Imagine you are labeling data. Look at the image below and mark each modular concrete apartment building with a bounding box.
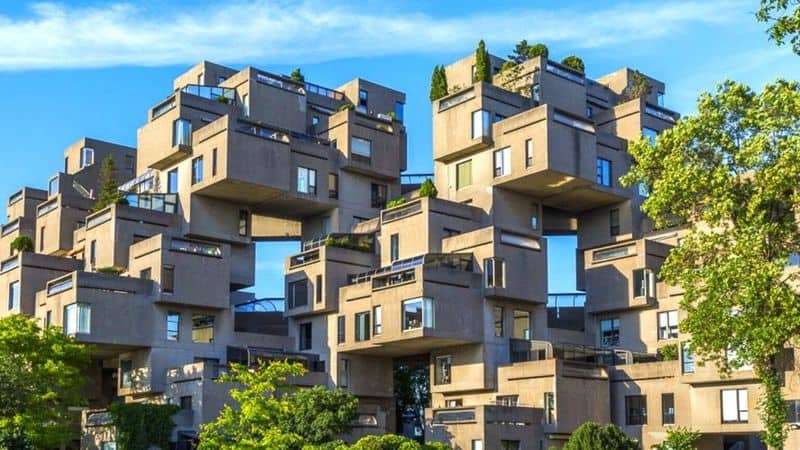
[1,50,798,450]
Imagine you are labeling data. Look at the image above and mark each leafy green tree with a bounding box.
[429,65,449,101]
[291,68,305,83]
[560,55,585,73]
[9,235,33,253]
[92,154,127,212]
[473,40,491,83]
[757,0,800,54]
[0,315,91,448]
[348,434,451,450]
[621,79,800,449]
[563,422,640,450]
[199,361,357,449]
[622,70,652,101]
[418,179,438,198]
[393,362,430,437]
[508,40,549,63]
[653,427,700,450]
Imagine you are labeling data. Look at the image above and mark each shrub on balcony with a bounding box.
[560,55,585,73]
[92,155,129,213]
[10,235,33,253]
[657,343,679,361]
[108,402,179,450]
[622,70,652,101]
[508,40,549,63]
[216,95,230,104]
[337,103,355,112]
[290,67,305,83]
[429,65,449,101]
[419,178,438,198]
[386,198,407,209]
[96,266,125,276]
[324,236,372,253]
[473,39,491,83]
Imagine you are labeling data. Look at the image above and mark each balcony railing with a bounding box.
[86,211,112,230]
[438,88,476,112]
[37,200,58,217]
[289,249,319,267]
[372,268,415,289]
[124,193,178,214]
[237,122,290,143]
[301,233,374,253]
[304,81,344,100]
[1,219,20,237]
[381,199,422,223]
[348,253,473,285]
[545,62,585,85]
[47,277,73,296]
[0,256,19,273]
[256,71,305,95]
[645,105,678,123]
[151,97,176,120]
[8,190,22,206]
[510,339,554,363]
[170,239,222,258]
[180,84,237,104]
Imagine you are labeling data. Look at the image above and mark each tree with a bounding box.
[290,68,305,83]
[561,55,585,73]
[563,422,640,450]
[652,427,700,450]
[429,65,449,101]
[0,315,91,448]
[757,1,800,55]
[473,40,491,83]
[9,235,33,253]
[198,361,358,449]
[418,178,438,198]
[620,79,800,449]
[508,40,549,63]
[622,70,652,101]
[393,362,430,437]
[92,154,127,212]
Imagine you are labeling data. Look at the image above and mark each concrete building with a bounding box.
[3,51,799,450]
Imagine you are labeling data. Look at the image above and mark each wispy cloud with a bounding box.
[0,0,749,70]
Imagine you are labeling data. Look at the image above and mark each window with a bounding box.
[167,169,178,193]
[402,297,434,330]
[513,310,532,340]
[191,156,203,184]
[64,303,91,334]
[471,110,490,140]
[328,173,339,199]
[500,441,520,450]
[373,305,382,335]
[80,147,95,168]
[211,148,218,176]
[288,279,309,308]
[682,342,695,373]
[39,226,45,252]
[525,139,533,167]
[456,160,473,189]
[311,115,320,126]
[351,137,372,162]
[531,203,540,230]
[586,106,593,118]
[173,118,192,146]
[786,399,800,423]
[338,358,350,388]
[242,93,249,116]
[371,183,387,209]
[299,322,312,350]
[8,280,19,310]
[180,396,192,411]
[44,310,52,327]
[125,155,134,171]
[634,268,656,299]
[48,176,59,197]
[531,83,541,102]
[609,209,620,236]
[162,265,175,293]
[638,182,649,197]
[297,167,317,195]
[721,389,748,423]
[337,316,346,344]
[600,318,620,347]
[435,355,452,385]
[493,306,504,337]
[484,257,505,288]
[167,312,180,341]
[471,440,483,450]
[626,395,647,425]
[355,312,371,342]
[596,158,612,186]
[358,88,368,112]
[657,92,665,106]
[544,392,555,424]
[139,268,151,280]
[662,393,675,425]
[643,127,658,145]
[239,210,250,236]
[89,240,97,268]
[120,360,133,389]
[390,234,399,261]
[446,399,463,408]
[658,310,679,340]
[493,147,511,177]
[191,314,215,343]
[315,274,323,304]
[496,395,518,406]
[395,101,404,123]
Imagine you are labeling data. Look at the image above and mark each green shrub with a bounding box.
[473,40,491,83]
[10,235,34,253]
[563,422,640,450]
[418,179,438,198]
[622,70,653,101]
[429,65,449,101]
[96,266,125,276]
[324,236,372,253]
[561,55,585,73]
[216,95,229,104]
[108,402,179,450]
[652,427,700,450]
[657,343,679,361]
[290,68,305,83]
[386,198,408,209]
[338,103,355,112]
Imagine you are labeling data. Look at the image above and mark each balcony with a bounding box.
[0,252,82,316]
[124,193,179,214]
[426,404,539,448]
[6,187,47,222]
[180,84,237,104]
[35,194,94,255]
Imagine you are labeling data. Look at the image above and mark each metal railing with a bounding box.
[400,173,434,185]
[181,84,237,104]
[301,233,374,253]
[124,193,178,214]
[304,81,344,100]
[151,97,176,120]
[347,253,473,286]
[381,199,422,223]
[289,250,319,267]
[256,72,305,95]
[237,122,290,143]
[545,62,585,85]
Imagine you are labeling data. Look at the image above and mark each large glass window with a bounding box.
[288,279,309,309]
[626,395,647,425]
[600,318,620,347]
[402,297,434,330]
[634,268,656,299]
[351,137,372,162]
[471,110,490,139]
[373,305,382,336]
[337,316,345,344]
[328,173,339,199]
[390,234,399,261]
[434,355,452,385]
[544,392,555,424]
[658,310,679,340]
[609,209,621,236]
[513,310,532,340]
[721,389,748,423]
[662,393,675,425]
[191,156,203,185]
[484,257,505,288]
[596,158,612,186]
[299,322,312,350]
[173,119,192,146]
[525,139,534,167]
[682,342,695,373]
[191,314,215,343]
[395,101,404,123]
[339,358,350,388]
[456,160,473,189]
[786,399,800,423]
[643,127,659,145]
[80,147,95,168]
[166,312,180,341]
[48,176,59,197]
[355,312,371,342]
[167,169,179,194]
[358,89,368,112]
[242,94,249,117]
[500,441,520,450]
[162,265,175,293]
[120,360,133,389]
[493,306,504,337]
[64,303,91,335]
[493,147,511,177]
[371,183,387,209]
[297,167,317,195]
[7,280,19,310]
[531,84,541,103]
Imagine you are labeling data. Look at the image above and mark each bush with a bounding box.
[107,402,179,450]
[338,103,355,112]
[561,55,585,73]
[96,266,125,276]
[622,70,653,101]
[10,235,34,253]
[216,95,230,104]
[652,427,700,450]
[291,68,305,83]
[348,435,451,450]
[657,343,679,361]
[386,198,408,209]
[324,236,372,253]
[418,179,438,198]
[563,422,640,450]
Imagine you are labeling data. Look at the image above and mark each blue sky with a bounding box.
[0,0,798,298]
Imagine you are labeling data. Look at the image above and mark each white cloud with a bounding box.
[0,0,750,70]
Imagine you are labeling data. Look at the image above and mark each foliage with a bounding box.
[9,235,33,253]
[107,402,179,450]
[393,362,430,441]
[338,103,355,112]
[324,236,372,253]
[0,315,91,448]
[347,434,450,450]
[508,40,548,63]
[418,179,438,198]
[96,266,126,276]
[657,343,679,361]
[199,361,358,450]
[563,422,640,450]
[386,198,408,209]
[757,0,800,54]
[92,155,128,212]
[560,55,585,73]
[652,427,700,450]
[386,111,398,121]
[291,68,305,83]
[620,79,800,449]
[473,40,491,83]
[216,95,230,104]
[622,70,652,101]
[0,425,34,450]
[429,65,449,101]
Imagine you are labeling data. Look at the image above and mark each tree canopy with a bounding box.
[560,55,585,73]
[473,40,491,83]
[290,68,305,83]
[622,70,653,101]
[563,422,640,450]
[757,0,800,55]
[92,154,127,212]
[652,427,700,450]
[0,315,91,448]
[507,40,549,63]
[621,79,800,449]
[429,65,448,101]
